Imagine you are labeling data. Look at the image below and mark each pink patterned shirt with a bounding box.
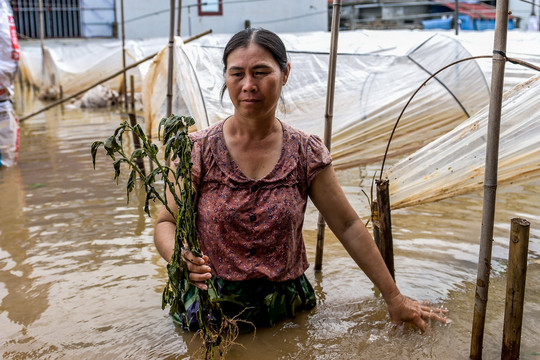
[189,120,331,282]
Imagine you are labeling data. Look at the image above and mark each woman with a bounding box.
[154,28,448,331]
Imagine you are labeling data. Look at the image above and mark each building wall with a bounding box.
[117,0,328,39]
[510,0,538,30]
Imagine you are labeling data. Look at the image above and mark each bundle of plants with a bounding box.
[91,115,239,359]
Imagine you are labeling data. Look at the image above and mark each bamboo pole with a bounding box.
[315,0,342,271]
[165,0,176,167]
[177,0,183,36]
[166,0,175,118]
[120,0,128,110]
[469,0,510,358]
[376,179,395,279]
[501,218,530,360]
[130,74,136,111]
[19,30,212,123]
[454,0,459,35]
[38,0,45,88]
[129,74,145,175]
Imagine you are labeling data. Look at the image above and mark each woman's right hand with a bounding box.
[181,248,213,290]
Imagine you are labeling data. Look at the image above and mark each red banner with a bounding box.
[8,15,19,61]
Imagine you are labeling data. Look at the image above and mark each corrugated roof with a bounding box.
[436,1,514,20]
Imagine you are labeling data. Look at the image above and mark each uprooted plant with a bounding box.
[91,114,239,359]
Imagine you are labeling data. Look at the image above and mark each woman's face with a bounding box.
[225,43,289,121]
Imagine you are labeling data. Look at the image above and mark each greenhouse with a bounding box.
[385,72,540,208]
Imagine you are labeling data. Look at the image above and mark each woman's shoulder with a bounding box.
[281,121,325,149]
[189,121,224,144]
[281,121,309,139]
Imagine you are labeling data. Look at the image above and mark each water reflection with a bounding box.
[0,97,539,359]
[0,166,51,328]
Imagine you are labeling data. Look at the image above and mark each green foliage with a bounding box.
[91,115,238,359]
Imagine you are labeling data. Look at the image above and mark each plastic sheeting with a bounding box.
[19,38,166,99]
[384,73,540,209]
[16,30,539,174]
[143,30,490,169]
[454,30,540,92]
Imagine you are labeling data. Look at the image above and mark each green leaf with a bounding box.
[144,187,159,216]
[112,158,127,180]
[164,136,178,161]
[91,141,103,169]
[158,116,169,141]
[104,136,119,160]
[132,123,147,142]
[114,121,128,137]
[130,148,144,160]
[117,127,126,145]
[127,169,136,201]
[184,116,195,128]
[145,168,160,187]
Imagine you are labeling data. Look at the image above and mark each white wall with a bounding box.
[117,0,328,39]
[510,0,539,30]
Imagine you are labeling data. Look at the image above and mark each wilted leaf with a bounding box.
[91,141,103,169]
[145,168,160,187]
[127,169,136,201]
[104,136,119,159]
[131,148,144,160]
[112,158,126,180]
[132,123,147,142]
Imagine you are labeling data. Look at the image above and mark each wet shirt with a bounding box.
[189,120,332,282]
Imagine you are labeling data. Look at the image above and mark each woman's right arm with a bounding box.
[154,206,177,263]
[153,172,212,290]
[154,169,181,263]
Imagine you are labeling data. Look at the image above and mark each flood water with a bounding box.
[1,89,539,360]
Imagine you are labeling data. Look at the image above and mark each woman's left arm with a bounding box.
[309,165,448,331]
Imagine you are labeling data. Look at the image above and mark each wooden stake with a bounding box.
[501,218,530,360]
[469,0,510,358]
[120,0,128,110]
[371,201,382,253]
[376,179,395,280]
[314,0,342,271]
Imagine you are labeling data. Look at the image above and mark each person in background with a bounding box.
[154,27,449,331]
[0,0,20,168]
[528,8,539,32]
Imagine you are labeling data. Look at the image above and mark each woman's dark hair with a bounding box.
[220,28,288,101]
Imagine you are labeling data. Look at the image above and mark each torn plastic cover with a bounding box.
[384,73,540,209]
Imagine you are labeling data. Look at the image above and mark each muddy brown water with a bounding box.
[1,91,539,359]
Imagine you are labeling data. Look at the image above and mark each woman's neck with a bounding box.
[224,114,281,141]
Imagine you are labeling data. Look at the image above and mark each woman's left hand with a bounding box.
[386,292,450,331]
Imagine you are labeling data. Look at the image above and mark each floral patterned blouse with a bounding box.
[189,120,332,282]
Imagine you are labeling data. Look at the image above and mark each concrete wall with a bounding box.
[117,0,329,39]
